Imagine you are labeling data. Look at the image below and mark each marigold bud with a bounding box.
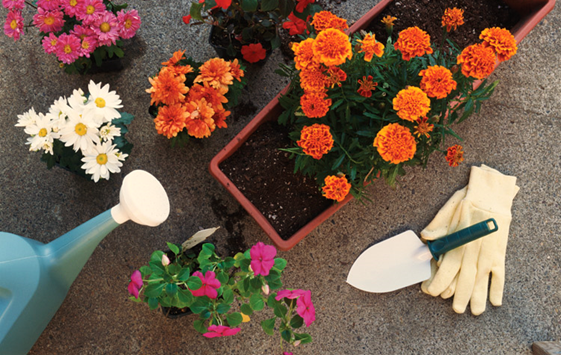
[451,64,459,74]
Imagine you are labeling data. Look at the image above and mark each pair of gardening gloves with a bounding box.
[420,165,519,316]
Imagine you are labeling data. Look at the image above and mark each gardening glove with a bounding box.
[420,165,519,315]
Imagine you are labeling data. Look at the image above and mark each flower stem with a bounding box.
[25,1,37,8]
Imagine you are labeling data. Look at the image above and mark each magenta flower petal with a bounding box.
[203,325,241,338]
[250,242,277,276]
[296,290,315,327]
[130,270,143,288]
[222,327,241,336]
[275,289,306,301]
[127,281,139,298]
[190,271,220,299]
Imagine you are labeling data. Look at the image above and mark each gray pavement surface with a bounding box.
[1,0,560,354]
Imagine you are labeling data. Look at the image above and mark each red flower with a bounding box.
[190,271,221,299]
[182,15,191,24]
[215,0,231,9]
[295,0,314,13]
[203,325,241,338]
[250,242,277,276]
[446,144,464,167]
[241,43,267,63]
[283,12,308,36]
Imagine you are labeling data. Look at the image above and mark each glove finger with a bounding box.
[452,238,482,314]
[489,262,505,306]
[421,259,438,295]
[421,187,468,242]
[426,246,464,296]
[470,271,490,316]
[440,273,458,299]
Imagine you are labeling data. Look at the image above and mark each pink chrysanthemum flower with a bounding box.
[71,23,95,39]
[56,33,81,64]
[92,11,119,46]
[36,0,61,11]
[62,0,85,17]
[42,32,59,53]
[71,24,98,57]
[117,9,140,39]
[33,7,64,33]
[2,0,25,10]
[75,0,105,24]
[4,9,23,41]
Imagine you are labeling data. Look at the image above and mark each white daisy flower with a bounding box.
[41,141,54,155]
[81,142,123,182]
[115,151,129,161]
[25,112,59,152]
[68,88,88,114]
[83,81,123,125]
[59,113,100,153]
[49,96,71,121]
[99,123,121,142]
[15,107,39,131]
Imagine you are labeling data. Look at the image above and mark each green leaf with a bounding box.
[165,283,178,297]
[331,154,345,170]
[193,319,207,333]
[261,317,276,336]
[273,258,287,271]
[114,47,124,58]
[290,315,304,328]
[187,276,202,290]
[250,293,265,311]
[241,303,253,316]
[241,0,258,12]
[147,297,159,310]
[250,277,263,290]
[282,329,292,342]
[222,288,234,304]
[216,272,229,285]
[177,289,193,307]
[267,293,281,308]
[201,243,215,256]
[190,298,210,314]
[177,267,190,282]
[294,332,313,344]
[278,0,295,18]
[139,265,152,277]
[261,0,279,11]
[227,312,243,327]
[166,242,180,255]
[144,283,165,298]
[271,35,281,51]
[190,2,204,21]
[240,258,251,272]
[216,303,231,314]
[274,304,288,318]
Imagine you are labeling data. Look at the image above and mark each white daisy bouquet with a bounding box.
[15,80,134,182]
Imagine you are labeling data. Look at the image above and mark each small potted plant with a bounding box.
[1,0,141,74]
[182,0,321,63]
[146,51,248,147]
[15,81,134,182]
[128,230,315,353]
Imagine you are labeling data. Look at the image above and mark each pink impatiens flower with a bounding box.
[203,325,241,338]
[56,33,81,64]
[127,270,143,299]
[2,0,25,10]
[92,11,120,46]
[33,7,64,33]
[76,0,105,23]
[275,289,306,301]
[296,290,315,327]
[4,9,23,41]
[283,352,294,355]
[42,32,59,53]
[250,242,276,276]
[36,0,61,11]
[190,271,221,299]
[117,9,141,39]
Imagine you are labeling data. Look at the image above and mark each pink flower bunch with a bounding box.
[1,0,141,65]
[250,241,277,276]
[127,270,143,299]
[276,289,316,327]
[203,325,241,338]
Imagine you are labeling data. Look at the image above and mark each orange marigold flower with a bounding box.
[162,50,186,66]
[419,65,457,99]
[299,64,328,92]
[442,8,464,32]
[194,58,233,94]
[301,91,332,118]
[213,106,230,129]
[322,175,351,202]
[297,123,334,160]
[457,43,496,79]
[312,28,352,67]
[154,104,189,139]
[480,27,517,62]
[292,38,317,71]
[446,144,464,167]
[311,11,348,32]
[229,59,245,82]
[146,68,189,106]
[188,82,228,110]
[392,86,431,122]
[358,33,385,62]
[184,98,216,138]
[241,43,267,63]
[325,66,347,88]
[357,75,378,98]
[394,26,434,61]
[413,116,434,138]
[381,15,396,29]
[373,123,417,164]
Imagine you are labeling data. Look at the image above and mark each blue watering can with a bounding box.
[0,170,170,355]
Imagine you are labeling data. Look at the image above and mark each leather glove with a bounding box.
[420,165,519,315]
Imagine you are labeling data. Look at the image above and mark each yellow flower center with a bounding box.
[64,44,72,54]
[86,5,95,14]
[100,22,111,33]
[10,20,17,30]
[38,128,48,137]
[70,0,77,6]
[51,39,57,46]
[44,16,54,25]
[75,123,87,136]
[95,97,106,108]
[96,153,108,165]
[125,19,132,29]
[82,41,90,49]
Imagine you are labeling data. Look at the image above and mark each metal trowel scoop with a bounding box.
[346,219,498,293]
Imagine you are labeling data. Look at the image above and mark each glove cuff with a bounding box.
[464,165,518,215]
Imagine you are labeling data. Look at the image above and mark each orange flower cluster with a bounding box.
[392,86,431,122]
[413,117,434,138]
[358,33,385,62]
[442,8,464,32]
[322,175,351,202]
[394,26,433,61]
[312,28,353,67]
[419,65,457,99]
[147,52,244,139]
[297,123,334,160]
[457,43,496,79]
[292,38,317,71]
[373,123,417,164]
[357,75,378,98]
[480,27,517,62]
[381,15,396,30]
[301,91,332,119]
[311,11,349,32]
[446,144,464,167]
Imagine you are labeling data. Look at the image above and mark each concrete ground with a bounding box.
[1,0,560,354]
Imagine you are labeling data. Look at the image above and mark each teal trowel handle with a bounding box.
[427,219,498,260]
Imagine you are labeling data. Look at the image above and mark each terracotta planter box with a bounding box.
[209,0,556,251]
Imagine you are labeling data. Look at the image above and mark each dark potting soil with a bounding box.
[220,121,332,240]
[365,0,520,50]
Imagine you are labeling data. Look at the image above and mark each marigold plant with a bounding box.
[147,51,247,146]
[276,10,514,200]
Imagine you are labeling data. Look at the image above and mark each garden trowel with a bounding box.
[0,170,170,355]
[346,219,498,293]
